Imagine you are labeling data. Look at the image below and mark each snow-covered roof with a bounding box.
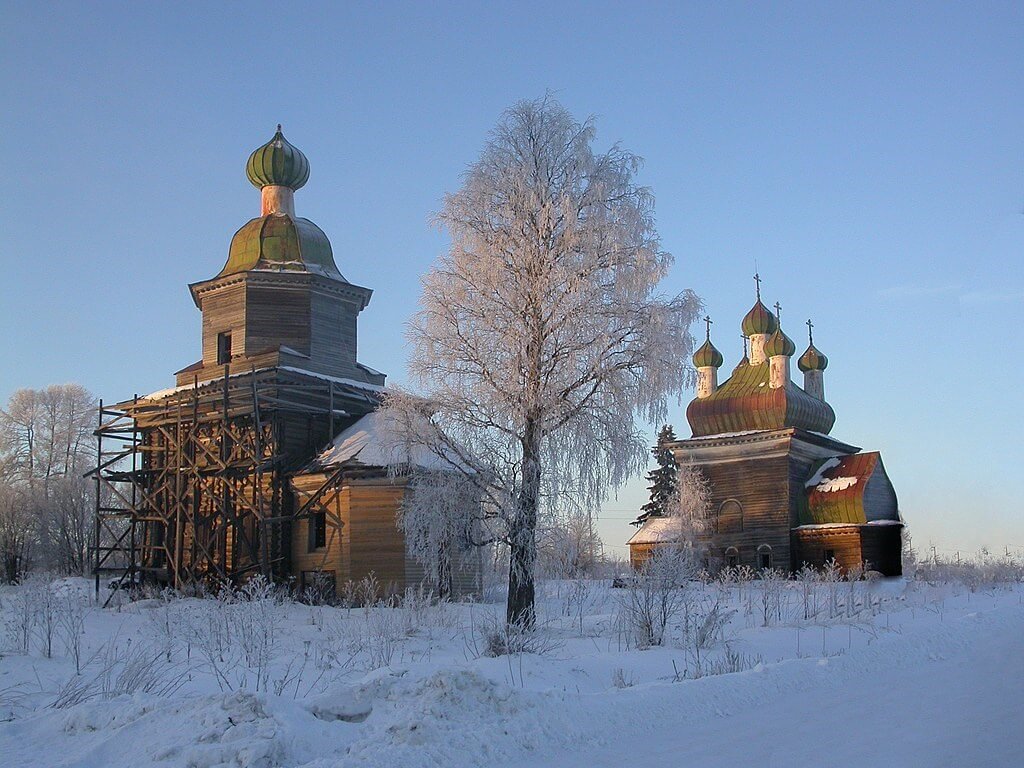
[137,364,383,403]
[800,452,900,526]
[315,411,460,472]
[626,516,686,546]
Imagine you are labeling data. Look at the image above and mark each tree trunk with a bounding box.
[507,421,541,628]
[436,542,452,600]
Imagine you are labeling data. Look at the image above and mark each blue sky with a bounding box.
[2,2,1022,558]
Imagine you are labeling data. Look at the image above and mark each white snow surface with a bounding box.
[804,456,842,488]
[626,516,686,545]
[813,476,858,493]
[317,410,459,470]
[2,575,1022,768]
[141,366,383,403]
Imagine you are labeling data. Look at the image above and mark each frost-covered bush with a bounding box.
[619,548,700,649]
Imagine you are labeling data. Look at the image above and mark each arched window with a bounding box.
[718,499,744,534]
[757,543,773,570]
[725,546,739,568]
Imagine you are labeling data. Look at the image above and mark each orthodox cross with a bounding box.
[741,333,748,358]
[704,315,713,340]
[806,318,814,345]
[753,272,762,300]
[773,301,783,324]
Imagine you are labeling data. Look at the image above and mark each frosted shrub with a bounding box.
[145,588,181,663]
[620,548,700,649]
[611,667,634,689]
[698,646,763,678]
[470,611,562,658]
[51,637,185,708]
[56,592,87,674]
[32,581,58,658]
[399,584,456,636]
[366,608,401,669]
[565,577,594,636]
[759,568,788,627]
[689,592,734,651]
[2,586,35,654]
[300,572,336,606]
[821,559,843,618]
[234,576,282,692]
[796,565,820,621]
[845,562,866,618]
[358,573,382,609]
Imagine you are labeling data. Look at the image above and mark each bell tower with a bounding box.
[180,127,384,388]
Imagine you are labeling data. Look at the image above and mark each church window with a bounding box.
[718,499,743,534]
[824,548,836,565]
[309,510,327,551]
[758,544,773,570]
[217,331,233,364]
[725,546,739,568]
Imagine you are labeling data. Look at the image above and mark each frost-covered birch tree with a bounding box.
[667,461,712,559]
[385,96,701,626]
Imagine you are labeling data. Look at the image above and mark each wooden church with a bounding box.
[628,278,903,576]
[93,128,478,599]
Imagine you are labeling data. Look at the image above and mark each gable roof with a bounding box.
[313,410,463,473]
[627,516,687,546]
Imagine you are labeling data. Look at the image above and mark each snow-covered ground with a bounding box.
[1,570,1022,767]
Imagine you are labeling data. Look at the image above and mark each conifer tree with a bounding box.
[635,424,678,525]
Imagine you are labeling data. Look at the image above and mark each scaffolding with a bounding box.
[90,366,378,601]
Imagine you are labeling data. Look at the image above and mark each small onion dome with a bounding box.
[692,339,724,368]
[246,126,310,190]
[798,344,829,372]
[741,299,778,336]
[764,326,796,357]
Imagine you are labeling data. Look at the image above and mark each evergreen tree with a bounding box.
[634,424,678,525]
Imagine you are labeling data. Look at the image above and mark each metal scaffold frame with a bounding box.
[90,366,376,602]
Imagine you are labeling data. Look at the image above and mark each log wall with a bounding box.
[700,452,793,570]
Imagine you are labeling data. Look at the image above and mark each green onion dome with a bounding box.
[246,126,310,190]
[741,299,778,336]
[798,344,829,372]
[764,326,796,357]
[693,339,724,368]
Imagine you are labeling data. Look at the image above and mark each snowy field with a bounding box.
[2,565,1023,768]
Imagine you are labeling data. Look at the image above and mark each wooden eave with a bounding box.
[187,269,373,311]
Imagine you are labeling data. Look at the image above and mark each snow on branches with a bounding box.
[382,95,702,625]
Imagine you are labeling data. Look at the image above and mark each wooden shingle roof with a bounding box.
[686,359,836,437]
[799,452,900,526]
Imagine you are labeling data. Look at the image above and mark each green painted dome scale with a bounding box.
[798,344,828,372]
[741,299,778,336]
[764,326,796,357]
[246,125,310,190]
[693,338,724,368]
[221,215,341,278]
